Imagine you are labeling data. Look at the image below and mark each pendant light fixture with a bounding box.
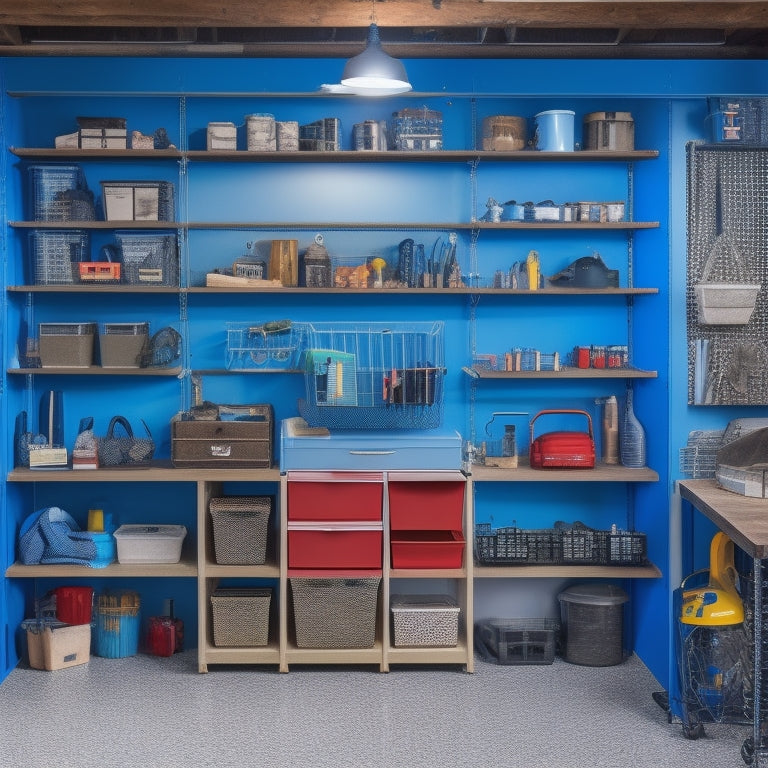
[340,3,412,97]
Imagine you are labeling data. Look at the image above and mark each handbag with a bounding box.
[98,415,155,467]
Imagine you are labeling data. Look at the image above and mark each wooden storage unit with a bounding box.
[3,87,664,681]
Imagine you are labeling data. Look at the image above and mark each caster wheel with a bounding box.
[682,722,705,740]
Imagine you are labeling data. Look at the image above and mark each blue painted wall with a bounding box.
[2,55,768,688]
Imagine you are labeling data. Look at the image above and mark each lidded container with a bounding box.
[534,110,575,152]
[583,111,635,151]
[558,583,628,666]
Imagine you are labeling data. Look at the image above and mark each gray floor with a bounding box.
[0,651,752,768]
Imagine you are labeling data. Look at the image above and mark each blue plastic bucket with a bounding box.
[534,110,576,151]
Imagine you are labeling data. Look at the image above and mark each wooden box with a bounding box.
[269,239,298,286]
[171,405,273,468]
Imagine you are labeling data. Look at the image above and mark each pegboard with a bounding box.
[686,142,768,405]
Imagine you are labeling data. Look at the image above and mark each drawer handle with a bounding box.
[349,450,396,455]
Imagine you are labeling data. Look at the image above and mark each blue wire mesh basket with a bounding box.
[298,321,445,429]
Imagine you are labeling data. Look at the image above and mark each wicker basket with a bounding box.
[391,595,459,647]
[210,588,272,647]
[209,495,272,565]
[290,576,380,648]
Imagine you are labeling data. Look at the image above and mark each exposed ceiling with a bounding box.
[2,1,768,59]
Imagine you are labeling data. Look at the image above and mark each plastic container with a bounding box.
[476,617,560,665]
[558,583,628,666]
[28,229,90,285]
[113,524,187,564]
[288,525,383,569]
[27,164,93,221]
[93,590,140,658]
[54,586,94,624]
[390,595,460,647]
[388,478,464,531]
[534,110,576,151]
[390,530,465,569]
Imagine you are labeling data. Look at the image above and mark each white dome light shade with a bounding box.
[341,23,413,96]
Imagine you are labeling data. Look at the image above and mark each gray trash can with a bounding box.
[558,583,629,666]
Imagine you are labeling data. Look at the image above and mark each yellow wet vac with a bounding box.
[680,531,744,626]
[671,531,750,741]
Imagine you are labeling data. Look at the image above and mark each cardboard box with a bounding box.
[23,620,91,670]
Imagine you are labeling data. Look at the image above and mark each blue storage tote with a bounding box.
[93,590,140,658]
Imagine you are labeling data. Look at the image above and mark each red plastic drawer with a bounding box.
[388,479,465,531]
[287,473,383,522]
[390,530,465,569]
[288,526,383,569]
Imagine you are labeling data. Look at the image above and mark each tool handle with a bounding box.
[529,409,594,442]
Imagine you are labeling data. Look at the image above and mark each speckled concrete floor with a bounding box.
[0,651,751,768]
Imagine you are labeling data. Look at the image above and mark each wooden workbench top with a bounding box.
[678,479,768,560]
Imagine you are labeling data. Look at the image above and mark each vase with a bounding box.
[620,389,646,468]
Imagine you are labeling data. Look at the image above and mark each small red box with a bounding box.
[529,409,595,469]
[287,473,382,522]
[388,478,464,531]
[288,526,383,569]
[390,530,465,569]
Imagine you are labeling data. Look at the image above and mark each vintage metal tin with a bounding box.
[583,111,635,151]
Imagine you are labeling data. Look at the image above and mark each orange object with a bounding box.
[78,262,121,282]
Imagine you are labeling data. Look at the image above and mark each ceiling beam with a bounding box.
[2,1,768,30]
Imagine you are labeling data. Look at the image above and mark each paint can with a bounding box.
[534,109,575,152]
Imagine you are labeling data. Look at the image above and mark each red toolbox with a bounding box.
[388,473,465,531]
[287,471,383,522]
[391,530,465,569]
[288,523,383,569]
[529,409,596,469]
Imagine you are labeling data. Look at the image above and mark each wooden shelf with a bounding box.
[9,220,660,231]
[470,462,659,482]
[9,366,182,376]
[386,641,471,666]
[5,553,198,578]
[11,147,660,163]
[8,285,180,293]
[7,463,282,482]
[473,562,661,578]
[464,366,658,380]
[200,642,280,670]
[389,567,466,579]
[204,561,280,579]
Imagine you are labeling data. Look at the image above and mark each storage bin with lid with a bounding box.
[113,524,187,564]
[558,583,628,666]
[583,111,635,151]
[534,110,575,152]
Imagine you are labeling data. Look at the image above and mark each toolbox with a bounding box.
[529,409,595,469]
[280,417,462,471]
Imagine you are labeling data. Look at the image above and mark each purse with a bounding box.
[98,415,155,467]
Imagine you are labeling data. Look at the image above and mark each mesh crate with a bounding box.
[560,524,608,565]
[27,164,94,222]
[28,229,90,285]
[607,530,648,565]
[39,322,96,368]
[299,321,445,429]
[115,231,179,286]
[101,180,175,221]
[290,576,380,648]
[476,618,560,665]
[225,321,306,370]
[474,525,562,565]
[679,429,724,478]
[98,322,149,368]
[209,495,272,565]
[210,588,272,647]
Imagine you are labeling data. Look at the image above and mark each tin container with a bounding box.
[481,115,527,151]
[583,111,634,151]
[276,121,299,151]
[534,110,575,152]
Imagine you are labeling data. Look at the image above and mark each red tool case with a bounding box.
[529,409,596,469]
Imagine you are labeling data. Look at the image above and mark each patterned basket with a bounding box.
[209,495,272,565]
[210,588,272,647]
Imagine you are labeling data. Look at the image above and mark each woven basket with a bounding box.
[209,495,272,565]
[210,588,272,647]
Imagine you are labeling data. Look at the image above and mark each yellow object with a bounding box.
[88,508,104,532]
[526,250,540,290]
[680,532,744,626]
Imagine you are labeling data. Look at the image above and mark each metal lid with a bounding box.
[558,583,629,606]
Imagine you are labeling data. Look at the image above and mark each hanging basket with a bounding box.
[694,232,760,325]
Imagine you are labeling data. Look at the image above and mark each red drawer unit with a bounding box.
[287,523,383,569]
[390,530,465,569]
[388,473,465,531]
[287,471,383,522]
